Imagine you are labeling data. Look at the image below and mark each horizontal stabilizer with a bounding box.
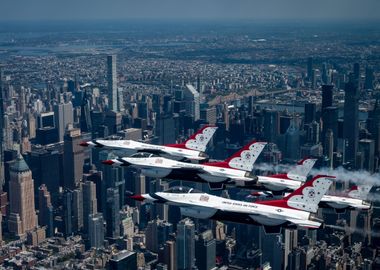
[263,225,282,234]
[208,182,225,190]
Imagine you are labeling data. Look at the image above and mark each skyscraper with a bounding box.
[284,118,300,161]
[63,128,84,189]
[83,181,98,234]
[321,84,334,112]
[155,114,176,145]
[284,229,298,270]
[80,91,92,133]
[106,187,120,240]
[263,109,279,143]
[184,84,200,121]
[107,55,118,112]
[343,75,359,165]
[54,102,74,142]
[365,66,374,90]
[72,188,83,233]
[88,213,104,249]
[164,240,176,270]
[177,218,195,270]
[8,156,37,236]
[322,106,338,151]
[62,190,73,237]
[38,184,54,237]
[195,230,216,270]
[104,111,122,135]
[307,57,313,81]
[353,62,360,86]
[0,66,4,191]
[100,150,125,210]
[367,98,380,157]
[304,103,316,124]
[146,220,159,253]
[359,139,375,173]
[0,66,5,242]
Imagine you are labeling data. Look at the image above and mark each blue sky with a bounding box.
[0,0,379,22]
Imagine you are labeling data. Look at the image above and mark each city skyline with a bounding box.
[0,5,379,269]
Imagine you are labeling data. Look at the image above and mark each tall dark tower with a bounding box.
[365,66,374,90]
[307,57,313,81]
[367,97,380,156]
[80,91,92,133]
[0,65,4,191]
[343,74,359,165]
[107,55,118,112]
[353,63,360,86]
[304,103,316,124]
[321,85,334,112]
[322,106,338,152]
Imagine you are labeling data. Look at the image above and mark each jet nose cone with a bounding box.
[102,160,115,166]
[79,141,89,147]
[129,195,145,201]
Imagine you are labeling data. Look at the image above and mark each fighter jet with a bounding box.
[252,184,372,212]
[319,185,372,212]
[255,158,318,192]
[102,141,267,190]
[130,175,334,234]
[80,125,218,161]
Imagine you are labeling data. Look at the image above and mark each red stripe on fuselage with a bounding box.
[267,173,291,180]
[202,161,231,168]
[255,199,292,209]
[164,143,188,149]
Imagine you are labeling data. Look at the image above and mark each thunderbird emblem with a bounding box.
[308,189,316,198]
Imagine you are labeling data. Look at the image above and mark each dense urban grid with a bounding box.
[0,21,379,269]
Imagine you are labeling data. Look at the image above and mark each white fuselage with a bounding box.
[91,139,205,160]
[116,157,254,183]
[321,195,371,210]
[257,176,302,191]
[143,192,321,229]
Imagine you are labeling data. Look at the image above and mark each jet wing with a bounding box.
[171,167,207,174]
[284,217,321,229]
[136,148,167,155]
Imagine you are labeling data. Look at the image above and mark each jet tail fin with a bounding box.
[222,141,267,172]
[347,185,373,200]
[168,125,218,152]
[257,175,334,213]
[286,158,317,182]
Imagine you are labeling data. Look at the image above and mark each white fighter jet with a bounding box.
[252,182,372,212]
[256,158,318,192]
[130,175,334,234]
[319,185,372,212]
[102,141,267,190]
[80,125,218,161]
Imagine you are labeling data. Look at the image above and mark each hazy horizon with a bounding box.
[0,0,379,22]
